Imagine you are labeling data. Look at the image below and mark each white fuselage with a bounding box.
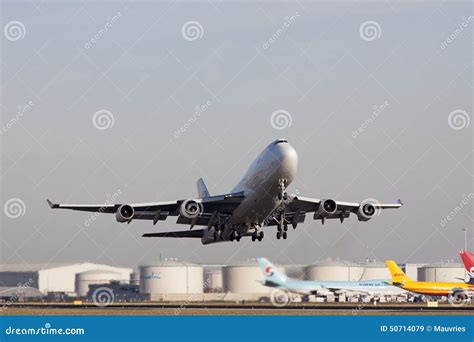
[202,140,298,244]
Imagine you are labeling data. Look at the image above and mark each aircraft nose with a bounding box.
[274,142,298,180]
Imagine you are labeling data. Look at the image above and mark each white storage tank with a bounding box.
[418,262,465,282]
[139,261,203,294]
[305,261,364,281]
[223,261,284,294]
[75,269,128,297]
[130,272,140,285]
[359,261,391,280]
[204,268,223,293]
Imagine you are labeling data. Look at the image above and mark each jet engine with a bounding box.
[115,204,134,222]
[357,202,376,221]
[316,199,337,217]
[180,199,203,219]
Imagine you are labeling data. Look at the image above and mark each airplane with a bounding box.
[47,139,402,245]
[386,260,474,302]
[257,258,406,306]
[459,250,474,284]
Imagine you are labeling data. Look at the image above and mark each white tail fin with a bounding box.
[257,258,287,285]
[197,178,210,198]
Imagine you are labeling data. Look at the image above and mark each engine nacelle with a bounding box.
[357,203,376,221]
[180,199,203,219]
[316,199,337,217]
[115,204,134,222]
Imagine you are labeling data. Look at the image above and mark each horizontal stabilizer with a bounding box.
[143,229,204,238]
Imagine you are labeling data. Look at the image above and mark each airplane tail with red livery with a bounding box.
[459,250,474,284]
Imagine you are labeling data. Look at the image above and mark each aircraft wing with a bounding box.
[282,195,402,223]
[47,191,245,226]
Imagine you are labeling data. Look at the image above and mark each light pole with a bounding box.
[462,228,468,251]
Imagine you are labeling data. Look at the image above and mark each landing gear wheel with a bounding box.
[251,235,256,242]
[230,234,234,242]
[276,231,281,239]
[283,192,288,201]
[282,231,287,239]
[258,231,264,241]
[283,224,288,231]
[278,192,283,200]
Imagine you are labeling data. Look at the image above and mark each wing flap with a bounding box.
[143,229,204,238]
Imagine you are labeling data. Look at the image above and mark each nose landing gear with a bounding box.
[277,178,288,201]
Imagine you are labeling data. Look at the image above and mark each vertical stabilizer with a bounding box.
[257,258,287,285]
[197,178,210,198]
[386,260,412,283]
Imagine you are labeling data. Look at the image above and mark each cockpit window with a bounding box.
[274,139,288,144]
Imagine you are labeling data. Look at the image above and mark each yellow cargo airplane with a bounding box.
[386,260,474,299]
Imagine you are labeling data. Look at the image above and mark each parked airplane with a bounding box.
[47,139,402,245]
[386,260,473,301]
[459,250,474,284]
[257,258,405,306]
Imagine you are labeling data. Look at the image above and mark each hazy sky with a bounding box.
[1,1,472,269]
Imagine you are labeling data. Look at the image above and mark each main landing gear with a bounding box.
[276,223,288,239]
[229,229,241,242]
[251,230,264,242]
